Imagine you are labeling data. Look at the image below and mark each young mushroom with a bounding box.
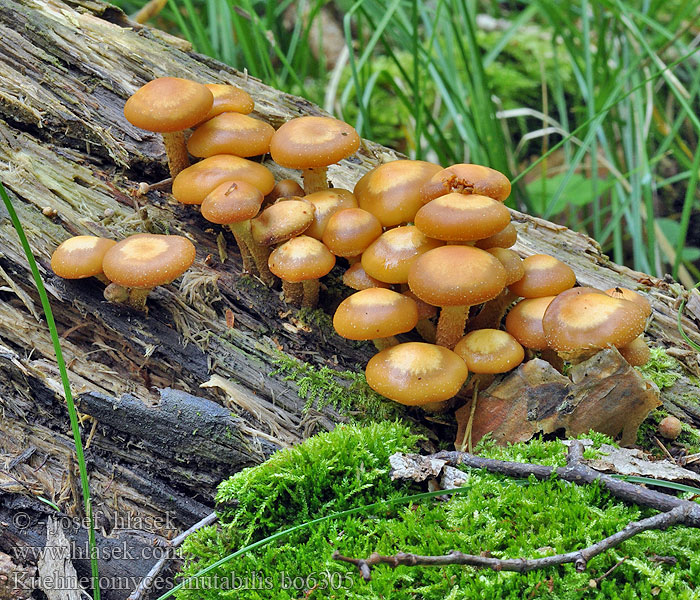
[269,116,360,194]
[200,84,254,121]
[187,113,275,158]
[333,288,419,350]
[268,235,335,307]
[322,208,383,260]
[51,236,116,284]
[342,263,391,291]
[123,77,213,177]
[251,199,315,247]
[102,233,196,310]
[420,163,511,204]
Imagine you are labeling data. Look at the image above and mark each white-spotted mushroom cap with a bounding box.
[268,235,335,283]
[605,287,652,318]
[365,342,468,406]
[102,234,196,289]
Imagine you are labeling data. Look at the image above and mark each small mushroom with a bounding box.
[365,342,468,411]
[51,235,116,284]
[303,188,358,240]
[251,199,315,247]
[420,163,511,204]
[187,112,275,158]
[269,116,360,194]
[508,254,577,299]
[322,208,382,259]
[263,179,305,208]
[474,222,518,249]
[102,233,196,310]
[342,262,391,291]
[123,77,213,177]
[618,335,651,366]
[658,416,682,440]
[268,235,335,307]
[200,84,254,121]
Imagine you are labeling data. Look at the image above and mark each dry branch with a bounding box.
[334,441,700,580]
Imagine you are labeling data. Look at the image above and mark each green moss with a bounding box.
[637,347,685,390]
[178,426,700,600]
[295,307,335,333]
[270,353,402,421]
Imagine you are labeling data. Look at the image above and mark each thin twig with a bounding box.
[127,512,217,600]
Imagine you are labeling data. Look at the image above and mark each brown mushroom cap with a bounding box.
[354,160,442,227]
[268,235,335,282]
[322,208,382,257]
[361,226,443,284]
[51,236,117,279]
[605,287,652,318]
[658,416,682,440]
[414,193,511,242]
[420,163,511,204]
[485,247,525,286]
[454,329,524,374]
[342,263,391,290]
[186,113,275,158]
[304,189,358,239]
[251,199,314,246]
[269,116,360,169]
[618,335,651,366]
[172,155,275,205]
[264,179,305,206]
[333,288,419,340]
[408,245,506,307]
[124,77,213,133]
[200,180,263,224]
[365,342,468,406]
[474,222,518,249]
[508,254,576,298]
[102,234,196,288]
[542,287,648,352]
[504,296,556,350]
[202,84,254,120]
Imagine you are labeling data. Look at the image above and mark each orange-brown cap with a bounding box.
[200,180,263,224]
[618,335,651,366]
[172,155,275,205]
[454,329,524,374]
[342,263,391,291]
[504,296,556,350]
[333,288,419,340]
[605,287,652,318]
[187,113,275,158]
[268,235,335,282]
[269,116,360,169]
[264,179,305,206]
[474,222,518,249]
[202,84,254,120]
[485,247,524,286]
[408,246,506,307]
[420,163,511,203]
[102,233,196,288]
[508,254,576,298]
[365,342,468,405]
[414,193,511,242]
[542,287,647,352]
[251,199,314,246]
[361,226,443,284]
[304,188,358,239]
[354,160,442,227]
[322,208,382,257]
[51,236,116,279]
[124,77,213,133]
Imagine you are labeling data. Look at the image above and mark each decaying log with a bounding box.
[0,0,698,595]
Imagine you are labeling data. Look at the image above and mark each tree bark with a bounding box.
[0,0,698,596]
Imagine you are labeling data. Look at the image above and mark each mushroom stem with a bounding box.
[373,336,399,351]
[302,166,328,195]
[436,305,471,349]
[103,284,152,310]
[467,289,518,332]
[461,379,480,453]
[282,280,304,306]
[127,287,153,311]
[415,319,437,343]
[229,221,275,286]
[301,279,320,308]
[161,131,190,178]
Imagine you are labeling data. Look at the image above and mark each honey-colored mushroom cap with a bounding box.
[365,342,468,406]
[102,234,196,288]
[322,208,382,257]
[268,236,335,282]
[504,296,556,350]
[408,245,506,307]
[605,287,652,318]
[202,84,254,120]
[475,222,518,249]
[342,263,391,290]
[485,247,524,286]
[508,254,576,298]
[124,77,213,133]
[187,113,275,158]
[420,163,511,203]
[414,193,511,242]
[251,199,314,246]
[454,329,524,374]
[304,189,358,239]
[354,160,442,227]
[269,116,360,169]
[172,155,275,205]
[542,287,647,352]
[333,288,419,340]
[200,180,263,224]
[51,236,116,279]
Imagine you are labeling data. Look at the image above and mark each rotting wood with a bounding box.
[0,0,698,596]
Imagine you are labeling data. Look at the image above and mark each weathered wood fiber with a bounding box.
[0,1,698,596]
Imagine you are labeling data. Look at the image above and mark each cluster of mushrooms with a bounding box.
[51,76,654,418]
